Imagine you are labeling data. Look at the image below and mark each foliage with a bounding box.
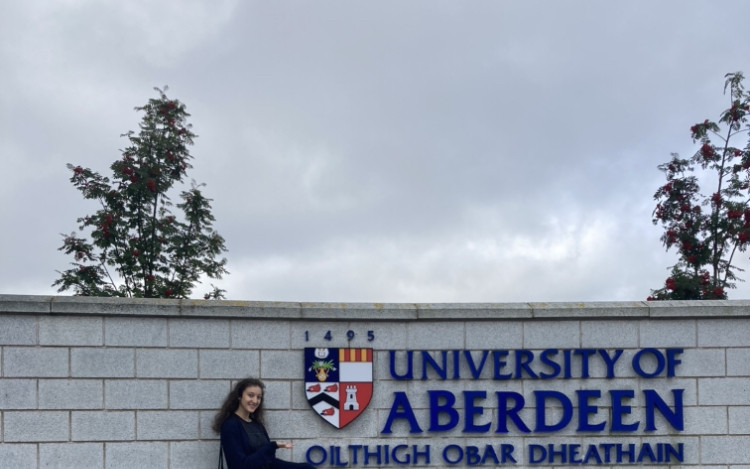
[311,360,335,371]
[649,72,750,300]
[53,88,228,299]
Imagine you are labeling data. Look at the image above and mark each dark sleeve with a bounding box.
[221,418,278,469]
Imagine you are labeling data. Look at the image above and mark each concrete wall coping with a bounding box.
[3,294,750,320]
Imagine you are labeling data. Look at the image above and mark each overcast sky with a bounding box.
[3,1,750,303]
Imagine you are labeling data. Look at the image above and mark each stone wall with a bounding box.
[1,295,749,468]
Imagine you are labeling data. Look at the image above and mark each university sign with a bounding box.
[5,296,747,468]
[305,346,686,467]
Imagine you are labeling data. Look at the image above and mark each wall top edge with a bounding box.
[3,294,750,320]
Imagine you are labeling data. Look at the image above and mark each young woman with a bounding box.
[213,378,317,469]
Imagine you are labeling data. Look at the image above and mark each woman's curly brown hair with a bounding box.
[212,377,266,433]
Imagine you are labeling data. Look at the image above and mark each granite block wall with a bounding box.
[1,295,750,468]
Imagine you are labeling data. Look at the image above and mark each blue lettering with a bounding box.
[464,350,490,379]
[501,444,516,463]
[465,446,481,465]
[644,389,684,431]
[633,348,665,378]
[442,445,463,465]
[480,445,499,465]
[348,445,362,465]
[391,445,409,465]
[599,443,615,463]
[616,443,636,463]
[528,444,545,464]
[576,389,605,431]
[331,446,347,466]
[666,348,683,377]
[665,443,683,462]
[422,350,449,379]
[637,443,657,463]
[306,445,326,466]
[515,350,538,378]
[463,390,490,432]
[610,390,639,431]
[598,349,623,378]
[363,445,381,465]
[583,444,603,464]
[547,444,567,463]
[413,445,431,464]
[539,349,561,379]
[451,350,461,379]
[534,391,572,432]
[569,444,582,464]
[495,391,530,433]
[382,392,422,433]
[389,350,413,380]
[493,350,511,379]
[574,349,596,378]
[428,390,459,431]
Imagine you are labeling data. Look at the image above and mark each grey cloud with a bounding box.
[3,0,750,301]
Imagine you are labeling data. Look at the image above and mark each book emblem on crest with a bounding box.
[304,347,373,428]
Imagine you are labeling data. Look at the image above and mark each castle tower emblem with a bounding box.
[344,385,359,411]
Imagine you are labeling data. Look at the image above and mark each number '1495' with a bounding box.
[304,330,374,342]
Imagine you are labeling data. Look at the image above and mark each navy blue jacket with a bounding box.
[221,415,278,469]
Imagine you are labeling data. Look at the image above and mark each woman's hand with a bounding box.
[277,442,293,449]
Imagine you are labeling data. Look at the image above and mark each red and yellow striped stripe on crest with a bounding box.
[339,348,373,362]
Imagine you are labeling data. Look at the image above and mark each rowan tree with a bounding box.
[649,72,750,300]
[53,88,228,299]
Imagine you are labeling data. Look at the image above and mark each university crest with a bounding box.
[304,347,373,428]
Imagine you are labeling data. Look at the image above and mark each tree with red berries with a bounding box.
[649,72,750,300]
[54,88,228,299]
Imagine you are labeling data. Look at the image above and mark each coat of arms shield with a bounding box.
[304,347,373,428]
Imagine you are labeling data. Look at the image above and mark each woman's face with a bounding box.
[238,385,263,416]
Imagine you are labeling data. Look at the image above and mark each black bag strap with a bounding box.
[217,445,224,469]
